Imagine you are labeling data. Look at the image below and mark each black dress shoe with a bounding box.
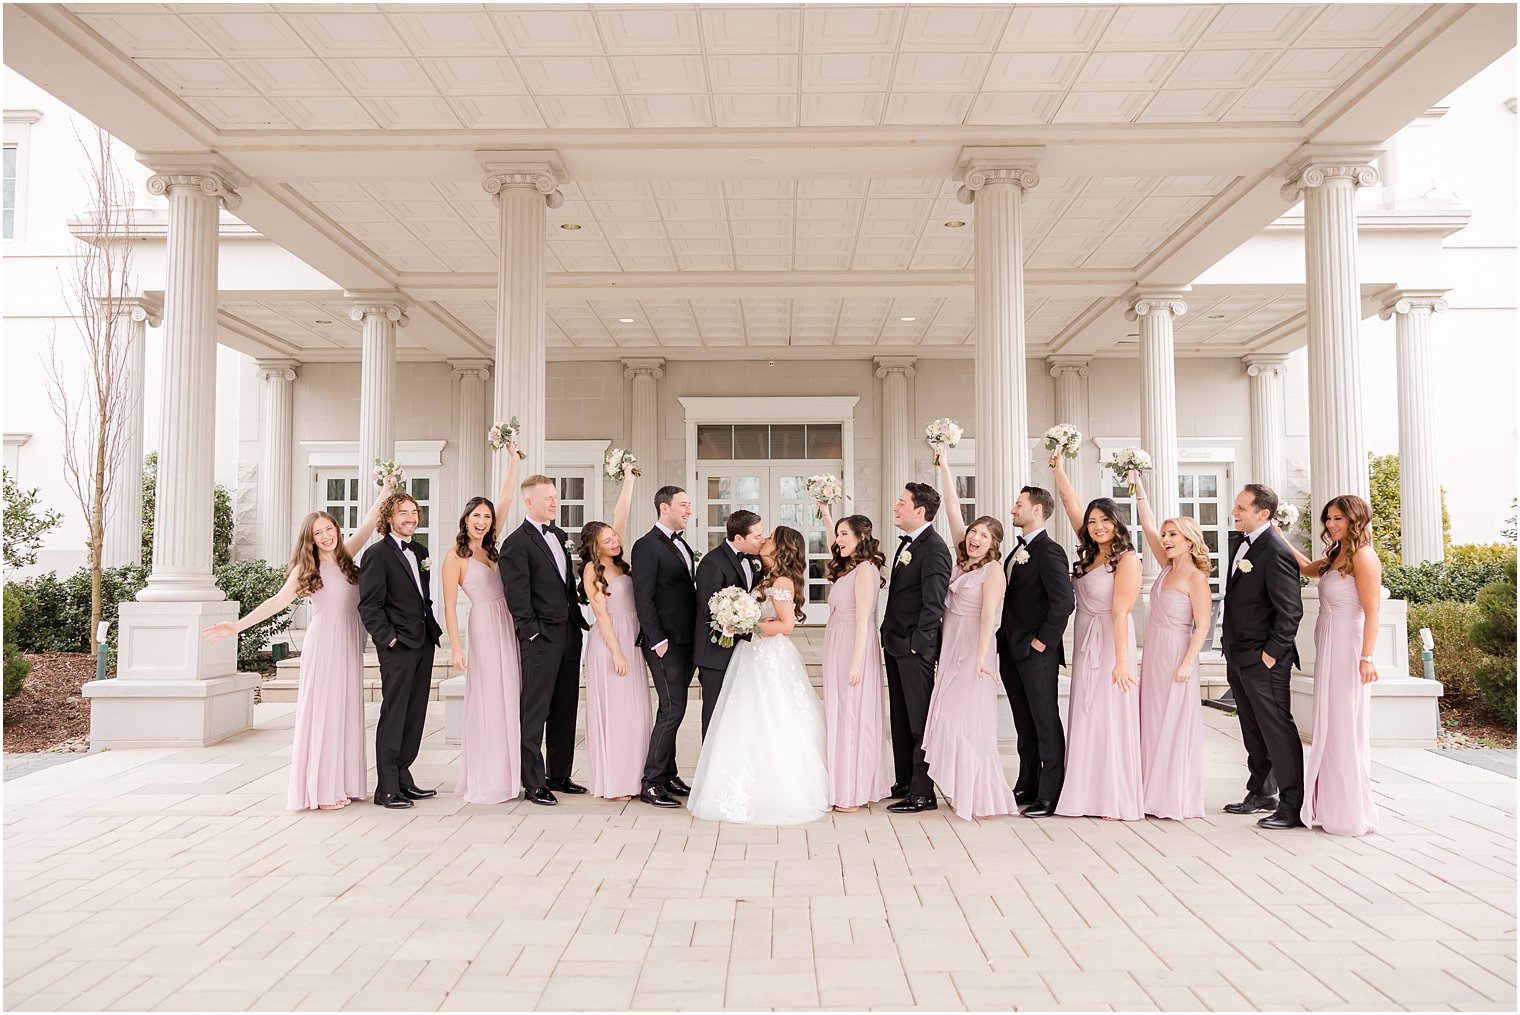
[398,785,437,800]
[889,784,909,800]
[525,787,558,806]
[640,785,680,808]
[664,776,692,797]
[373,792,413,809]
[1223,792,1279,815]
[1020,800,1056,818]
[1014,790,1037,807]
[886,794,938,813]
[1256,809,1306,830]
[546,777,587,795]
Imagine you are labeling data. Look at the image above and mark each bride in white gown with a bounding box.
[687,526,830,826]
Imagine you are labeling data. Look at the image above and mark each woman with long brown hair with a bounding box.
[1287,494,1382,836]
[204,487,389,810]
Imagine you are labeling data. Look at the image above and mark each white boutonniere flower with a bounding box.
[564,537,575,554]
[1238,559,1254,573]
[749,557,762,573]
[899,549,913,566]
[420,558,430,572]
[1012,548,1031,566]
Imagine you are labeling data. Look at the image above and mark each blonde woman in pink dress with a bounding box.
[442,444,523,804]
[817,504,891,812]
[1050,452,1144,821]
[916,448,1016,820]
[204,490,388,811]
[578,463,649,800]
[1288,494,1382,837]
[1130,471,1212,820]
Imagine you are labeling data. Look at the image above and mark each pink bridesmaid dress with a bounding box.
[584,573,652,799]
[1138,566,1204,819]
[1301,569,1379,836]
[1056,560,1143,820]
[287,561,367,811]
[822,562,891,808]
[922,565,1017,820]
[455,557,522,804]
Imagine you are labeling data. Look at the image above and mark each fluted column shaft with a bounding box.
[875,357,916,524]
[1381,291,1450,564]
[140,171,238,600]
[255,361,299,560]
[1243,355,1289,495]
[451,361,491,506]
[1128,290,1188,560]
[1285,150,1380,511]
[101,298,159,568]
[1047,357,1090,553]
[349,296,408,502]
[623,358,665,531]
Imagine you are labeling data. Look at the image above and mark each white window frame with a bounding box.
[3,432,31,478]
[680,396,858,495]
[1090,435,1241,571]
[3,109,41,243]
[301,438,447,543]
[545,439,610,534]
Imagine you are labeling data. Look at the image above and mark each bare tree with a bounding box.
[43,126,139,636]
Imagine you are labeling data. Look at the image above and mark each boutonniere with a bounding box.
[420,558,431,572]
[690,549,703,563]
[1237,559,1254,573]
[899,549,913,566]
[564,537,575,554]
[1012,548,1030,566]
[749,557,762,573]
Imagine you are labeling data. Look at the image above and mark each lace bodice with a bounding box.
[759,585,793,623]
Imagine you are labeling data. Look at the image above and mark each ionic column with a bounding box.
[483,158,563,484]
[348,294,408,504]
[1243,355,1289,495]
[451,360,492,507]
[958,148,1041,516]
[1127,288,1188,566]
[1283,148,1381,510]
[875,357,917,524]
[255,360,299,561]
[1380,290,1450,564]
[1047,356,1090,554]
[623,357,665,483]
[99,296,160,568]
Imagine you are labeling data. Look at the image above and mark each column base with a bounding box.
[82,672,260,748]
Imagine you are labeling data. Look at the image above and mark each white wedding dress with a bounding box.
[686,588,830,826]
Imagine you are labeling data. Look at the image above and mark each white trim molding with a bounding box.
[679,395,859,500]
[300,439,446,470]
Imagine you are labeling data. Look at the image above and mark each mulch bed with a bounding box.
[1439,700,1517,749]
[4,652,95,753]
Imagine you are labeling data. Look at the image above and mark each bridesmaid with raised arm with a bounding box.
[918,445,1016,820]
[442,442,523,805]
[579,462,648,801]
[1288,495,1382,837]
[1049,452,1143,820]
[1130,470,1211,820]
[204,489,388,811]
[817,503,892,812]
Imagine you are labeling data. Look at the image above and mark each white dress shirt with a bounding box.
[894,522,932,568]
[728,540,754,590]
[1006,526,1045,579]
[536,519,567,582]
[1231,520,1272,576]
[391,533,423,595]
[656,521,693,574]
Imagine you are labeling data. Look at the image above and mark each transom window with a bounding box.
[697,423,843,461]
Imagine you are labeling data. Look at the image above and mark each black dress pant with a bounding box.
[642,642,694,788]
[1226,652,1302,808]
[999,638,1064,804]
[697,664,728,739]
[374,640,434,796]
[520,624,583,789]
[884,651,935,797]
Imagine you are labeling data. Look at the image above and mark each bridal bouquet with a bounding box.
[925,417,964,465]
[1043,423,1082,459]
[708,586,762,648]
[604,448,641,480]
[488,417,527,459]
[1106,448,1153,495]
[372,459,406,490]
[804,473,845,518]
[1275,503,1299,532]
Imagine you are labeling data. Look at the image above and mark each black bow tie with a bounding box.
[399,540,413,553]
[541,523,556,536]
[672,530,687,543]
[899,534,913,545]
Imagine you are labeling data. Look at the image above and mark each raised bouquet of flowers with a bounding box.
[804,473,845,518]
[604,448,642,480]
[1274,503,1299,532]
[925,417,964,465]
[708,586,762,648]
[1106,448,1153,495]
[372,459,406,490]
[1043,423,1082,459]
[488,417,527,459]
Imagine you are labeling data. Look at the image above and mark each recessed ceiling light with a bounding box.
[314,319,333,325]
[1207,313,1226,319]
[617,318,636,324]
[559,223,582,231]
[899,316,918,322]
[944,220,966,228]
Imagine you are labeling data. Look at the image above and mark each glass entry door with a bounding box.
[1176,463,1231,593]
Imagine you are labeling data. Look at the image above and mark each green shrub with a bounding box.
[7,571,78,652]
[1385,559,1518,605]
[1447,542,1519,568]
[1470,580,1517,728]
[1369,453,1451,569]
[140,452,234,567]
[214,560,295,668]
[1407,601,1484,706]
[3,584,31,700]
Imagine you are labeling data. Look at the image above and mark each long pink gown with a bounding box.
[1138,566,1204,820]
[922,565,1017,820]
[1301,569,1379,836]
[455,557,522,804]
[584,573,652,799]
[287,561,367,811]
[1056,559,1143,820]
[822,562,891,808]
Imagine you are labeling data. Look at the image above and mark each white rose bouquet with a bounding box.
[708,586,762,648]
[925,417,964,465]
[372,459,406,490]
[488,417,527,459]
[1106,448,1153,495]
[1274,503,1299,532]
[1043,423,1082,459]
[805,473,845,519]
[604,448,641,480]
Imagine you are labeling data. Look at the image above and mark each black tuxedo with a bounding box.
[501,517,589,790]
[880,525,952,796]
[631,525,698,788]
[1222,525,1306,809]
[693,541,759,736]
[358,534,443,797]
[997,529,1075,803]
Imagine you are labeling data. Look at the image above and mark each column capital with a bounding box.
[1242,353,1289,378]
[873,356,917,380]
[449,358,493,383]
[1046,355,1090,379]
[954,146,1042,205]
[345,291,410,327]
[92,294,162,327]
[622,357,666,381]
[481,152,566,209]
[254,358,300,383]
[1124,286,1190,321]
[142,154,243,211]
[1378,288,1451,319]
[1279,145,1383,200]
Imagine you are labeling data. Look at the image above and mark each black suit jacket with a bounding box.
[358,535,443,650]
[999,530,1074,666]
[693,541,759,671]
[500,518,589,642]
[1221,526,1303,668]
[880,526,952,661]
[631,526,697,650]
